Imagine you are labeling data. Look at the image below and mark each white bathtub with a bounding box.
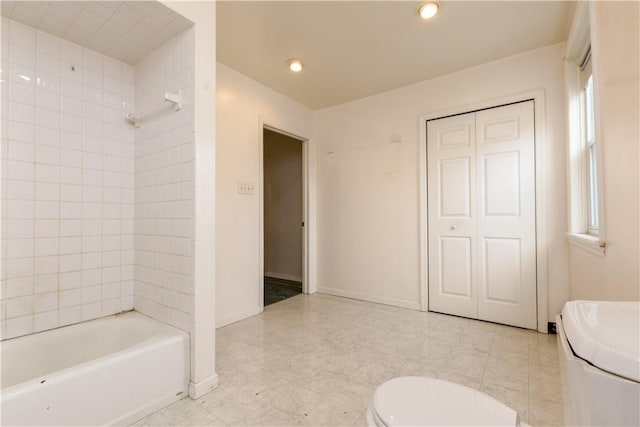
[1,311,189,426]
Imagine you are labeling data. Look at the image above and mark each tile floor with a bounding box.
[132,294,563,426]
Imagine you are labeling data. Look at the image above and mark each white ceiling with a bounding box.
[1,1,192,64]
[217,1,575,110]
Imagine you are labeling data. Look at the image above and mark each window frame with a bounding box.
[565,1,606,256]
[581,66,600,236]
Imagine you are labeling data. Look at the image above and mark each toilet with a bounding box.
[557,300,640,426]
[367,376,523,426]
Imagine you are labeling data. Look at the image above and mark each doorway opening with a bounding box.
[262,127,305,306]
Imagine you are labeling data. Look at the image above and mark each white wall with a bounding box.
[264,129,303,282]
[163,1,217,399]
[1,19,135,339]
[315,44,570,322]
[216,62,314,328]
[133,28,195,334]
[568,2,639,301]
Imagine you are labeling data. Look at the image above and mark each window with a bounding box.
[565,0,605,255]
[580,60,599,235]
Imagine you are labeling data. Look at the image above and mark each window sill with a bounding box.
[567,233,606,257]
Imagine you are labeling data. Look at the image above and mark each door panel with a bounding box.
[427,100,537,329]
[482,151,520,217]
[439,126,472,150]
[440,237,472,298]
[476,101,536,329]
[482,237,521,303]
[439,158,471,217]
[481,116,520,143]
[427,112,477,318]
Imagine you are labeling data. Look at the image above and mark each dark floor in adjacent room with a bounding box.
[264,276,302,306]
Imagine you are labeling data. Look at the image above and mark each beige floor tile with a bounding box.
[304,398,364,427]
[328,380,376,411]
[480,355,529,393]
[460,318,498,335]
[491,335,530,361]
[529,332,558,350]
[529,364,562,402]
[200,397,267,426]
[425,323,466,344]
[529,397,564,426]
[458,329,495,354]
[399,356,443,377]
[134,293,563,427]
[480,382,529,424]
[528,341,559,368]
[180,410,229,426]
[243,404,310,426]
[441,349,489,383]
[495,324,536,339]
[418,336,455,359]
[254,383,323,416]
[437,370,482,390]
[133,397,208,427]
[302,371,352,395]
[348,358,402,389]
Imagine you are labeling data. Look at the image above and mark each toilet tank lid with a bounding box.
[372,376,517,426]
[562,300,640,382]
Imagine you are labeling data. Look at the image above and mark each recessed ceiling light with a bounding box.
[418,2,439,20]
[287,59,303,72]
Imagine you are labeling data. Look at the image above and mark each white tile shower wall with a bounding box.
[0,19,135,340]
[133,28,195,334]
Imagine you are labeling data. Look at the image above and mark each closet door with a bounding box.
[476,101,536,329]
[427,100,537,329]
[427,112,477,319]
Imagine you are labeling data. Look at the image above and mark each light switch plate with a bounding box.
[238,182,255,195]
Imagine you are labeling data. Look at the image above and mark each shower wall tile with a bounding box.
[133,28,194,334]
[1,18,135,340]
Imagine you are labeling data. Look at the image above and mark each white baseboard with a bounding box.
[216,306,262,329]
[264,272,302,282]
[317,286,421,311]
[189,373,219,399]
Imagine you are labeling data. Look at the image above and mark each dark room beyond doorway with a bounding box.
[263,128,303,306]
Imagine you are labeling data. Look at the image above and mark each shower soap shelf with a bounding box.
[126,90,183,128]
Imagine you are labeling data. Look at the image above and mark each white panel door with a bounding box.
[476,101,536,329]
[427,100,536,329]
[427,112,477,319]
